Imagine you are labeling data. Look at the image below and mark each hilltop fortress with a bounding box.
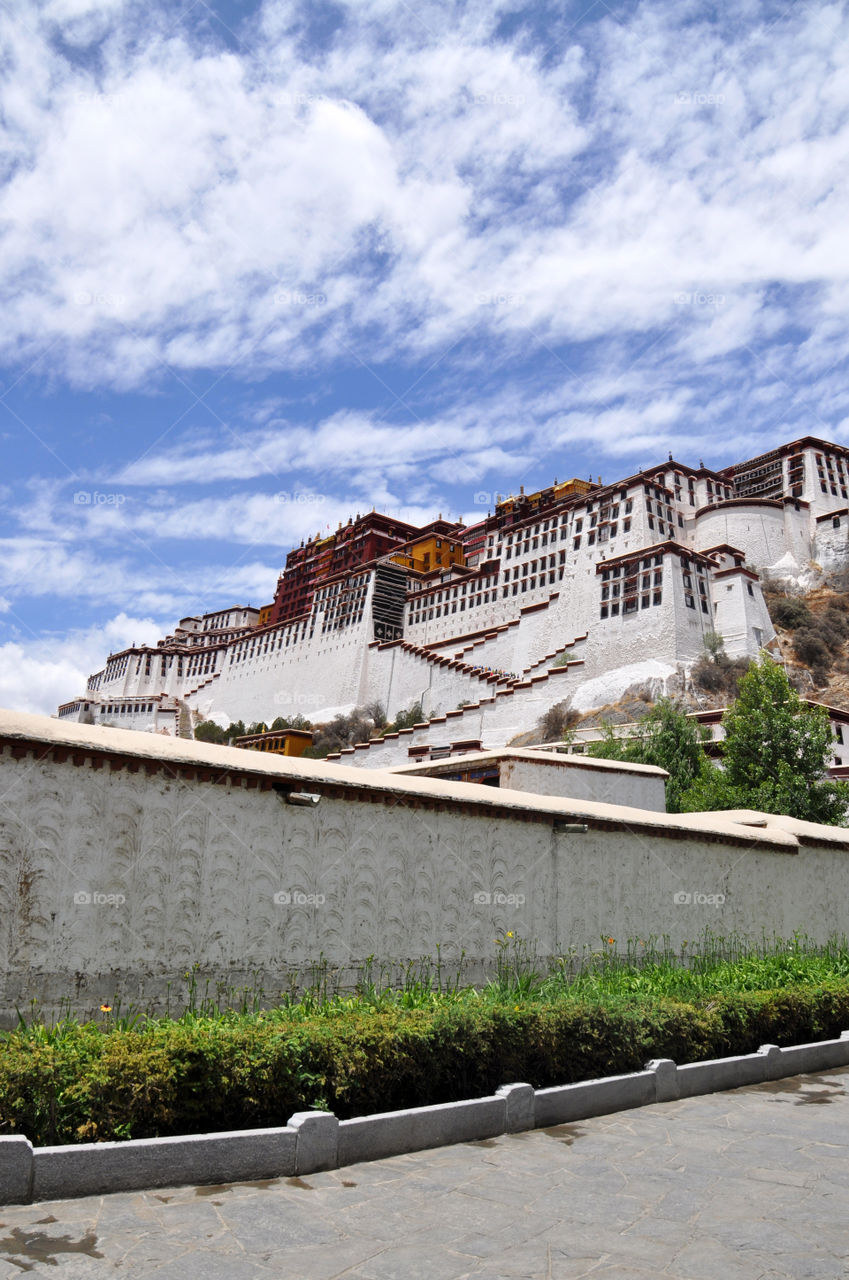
[57,438,849,760]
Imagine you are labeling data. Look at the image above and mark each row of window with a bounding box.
[100,702,156,715]
[600,592,662,617]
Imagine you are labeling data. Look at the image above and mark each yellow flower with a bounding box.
[506,931,514,939]
[514,1005,520,1011]
[100,1004,112,1013]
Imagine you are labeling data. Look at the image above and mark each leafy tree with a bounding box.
[193,718,246,745]
[386,701,424,733]
[586,698,710,813]
[679,656,849,824]
[691,631,750,697]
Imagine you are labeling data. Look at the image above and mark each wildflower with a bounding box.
[607,937,615,945]
[100,1004,112,1013]
[514,1005,520,1011]
[506,931,514,939]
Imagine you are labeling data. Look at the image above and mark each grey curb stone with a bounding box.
[289,1111,339,1174]
[647,1058,680,1102]
[4,1032,849,1204]
[535,1070,656,1127]
[31,1127,298,1201]
[0,1136,33,1204]
[759,1043,784,1080]
[497,1082,536,1132]
[338,1095,505,1166]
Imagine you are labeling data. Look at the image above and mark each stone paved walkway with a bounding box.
[1,1070,848,1279]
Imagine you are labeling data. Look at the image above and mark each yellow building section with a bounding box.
[391,534,465,574]
[497,478,594,513]
[257,605,273,626]
[234,728,313,757]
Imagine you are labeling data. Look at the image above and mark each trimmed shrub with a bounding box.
[3,983,849,1146]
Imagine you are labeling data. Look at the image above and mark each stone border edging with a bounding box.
[2,1031,848,1204]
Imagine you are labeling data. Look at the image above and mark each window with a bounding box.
[834,516,841,528]
[747,581,754,597]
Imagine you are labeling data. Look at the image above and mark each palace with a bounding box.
[56,437,849,762]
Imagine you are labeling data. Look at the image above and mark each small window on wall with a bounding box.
[753,627,763,647]
[747,581,754,596]
[834,516,841,528]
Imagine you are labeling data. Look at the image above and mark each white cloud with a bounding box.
[0,611,163,716]
[0,0,847,392]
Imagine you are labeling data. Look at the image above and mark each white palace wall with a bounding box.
[2,711,849,1025]
[693,502,811,572]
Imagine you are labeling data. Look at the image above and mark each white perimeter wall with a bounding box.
[2,711,849,1024]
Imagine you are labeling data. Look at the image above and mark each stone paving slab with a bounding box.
[0,1070,848,1278]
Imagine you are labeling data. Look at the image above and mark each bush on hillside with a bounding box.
[537,701,579,741]
[766,595,813,630]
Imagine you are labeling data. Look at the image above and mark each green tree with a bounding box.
[586,698,710,813]
[680,656,849,824]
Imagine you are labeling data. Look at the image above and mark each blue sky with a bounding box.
[2,0,849,713]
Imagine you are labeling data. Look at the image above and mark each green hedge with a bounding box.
[3,984,849,1145]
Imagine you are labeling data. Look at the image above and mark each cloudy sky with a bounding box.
[2,0,848,713]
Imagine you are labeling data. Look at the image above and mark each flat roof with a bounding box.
[390,747,668,780]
